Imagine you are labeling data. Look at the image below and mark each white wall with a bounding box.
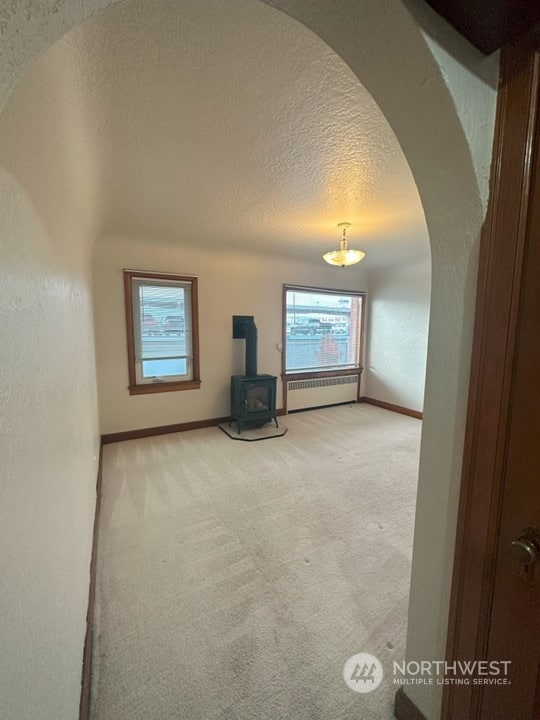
[94,235,369,434]
[366,259,431,412]
[0,40,100,720]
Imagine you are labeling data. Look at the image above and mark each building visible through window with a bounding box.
[284,286,364,374]
[124,271,200,394]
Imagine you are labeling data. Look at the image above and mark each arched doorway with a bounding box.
[0,2,498,718]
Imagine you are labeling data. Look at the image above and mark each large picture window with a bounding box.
[283,285,364,375]
[124,271,200,394]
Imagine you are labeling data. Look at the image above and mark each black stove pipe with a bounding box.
[233,315,258,377]
[244,320,258,377]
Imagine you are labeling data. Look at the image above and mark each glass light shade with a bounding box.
[323,239,365,267]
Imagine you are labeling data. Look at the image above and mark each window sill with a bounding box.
[282,368,362,381]
[128,380,201,395]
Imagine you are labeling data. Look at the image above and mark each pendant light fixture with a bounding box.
[323,222,365,267]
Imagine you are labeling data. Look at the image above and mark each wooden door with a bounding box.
[444,47,540,720]
[480,68,540,719]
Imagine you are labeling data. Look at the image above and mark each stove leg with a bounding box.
[273,415,279,428]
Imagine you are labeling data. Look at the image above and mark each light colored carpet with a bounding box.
[91,404,421,720]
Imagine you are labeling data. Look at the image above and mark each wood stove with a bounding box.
[229,316,278,434]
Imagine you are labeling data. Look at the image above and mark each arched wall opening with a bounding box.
[0,2,498,719]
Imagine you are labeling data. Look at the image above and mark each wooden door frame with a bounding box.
[442,44,540,719]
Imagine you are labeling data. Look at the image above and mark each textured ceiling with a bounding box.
[14,0,430,266]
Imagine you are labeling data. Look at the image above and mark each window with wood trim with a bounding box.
[283,285,365,375]
[124,271,200,395]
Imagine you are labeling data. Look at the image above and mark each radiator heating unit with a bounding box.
[287,374,359,411]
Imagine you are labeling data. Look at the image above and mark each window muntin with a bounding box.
[284,287,363,374]
[124,271,200,394]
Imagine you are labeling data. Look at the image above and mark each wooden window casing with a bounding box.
[124,270,200,395]
[282,284,366,380]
